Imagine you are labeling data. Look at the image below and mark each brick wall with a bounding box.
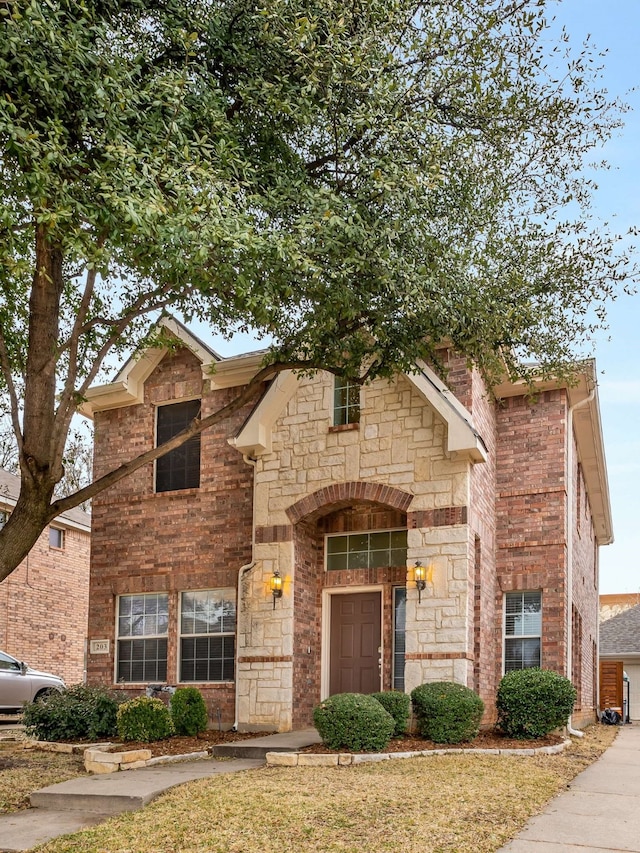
[495,390,568,677]
[570,449,599,725]
[87,347,261,725]
[0,523,90,685]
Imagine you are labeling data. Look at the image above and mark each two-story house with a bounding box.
[82,317,611,731]
[1,468,91,685]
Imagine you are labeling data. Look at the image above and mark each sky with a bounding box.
[194,1,640,595]
[548,0,640,594]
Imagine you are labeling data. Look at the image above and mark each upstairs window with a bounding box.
[156,400,201,493]
[504,591,542,672]
[49,526,64,549]
[333,376,360,426]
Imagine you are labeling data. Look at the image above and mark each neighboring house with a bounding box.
[599,605,640,721]
[82,317,612,731]
[0,468,91,685]
[599,593,640,623]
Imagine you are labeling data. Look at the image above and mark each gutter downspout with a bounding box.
[232,452,258,731]
[566,388,595,738]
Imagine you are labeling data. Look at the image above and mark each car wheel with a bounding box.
[34,688,58,703]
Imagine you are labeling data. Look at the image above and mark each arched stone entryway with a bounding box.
[287,483,413,727]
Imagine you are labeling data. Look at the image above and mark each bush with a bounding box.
[371,691,410,737]
[411,681,484,744]
[496,668,576,739]
[117,696,174,742]
[313,693,395,752]
[170,687,208,736]
[22,684,124,742]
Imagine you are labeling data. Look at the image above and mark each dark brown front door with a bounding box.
[330,592,381,695]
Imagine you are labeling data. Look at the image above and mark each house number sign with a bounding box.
[90,639,110,654]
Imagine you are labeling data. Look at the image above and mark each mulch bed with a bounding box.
[300,730,564,755]
[107,730,273,758]
[108,728,563,759]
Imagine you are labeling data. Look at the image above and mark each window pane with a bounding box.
[393,588,407,691]
[348,550,368,569]
[156,400,201,492]
[348,534,369,553]
[390,530,408,549]
[326,536,348,555]
[390,548,407,567]
[370,549,390,568]
[327,553,348,571]
[370,532,390,550]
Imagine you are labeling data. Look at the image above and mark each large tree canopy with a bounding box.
[0,0,634,579]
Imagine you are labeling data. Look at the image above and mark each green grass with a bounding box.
[32,725,616,853]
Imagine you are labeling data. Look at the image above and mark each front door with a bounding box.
[330,592,381,695]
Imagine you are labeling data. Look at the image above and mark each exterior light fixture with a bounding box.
[414,560,433,603]
[270,570,283,609]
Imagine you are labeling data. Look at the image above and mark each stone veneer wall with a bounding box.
[244,370,477,729]
[87,347,260,726]
[0,523,90,685]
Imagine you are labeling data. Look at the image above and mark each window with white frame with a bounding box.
[49,526,64,549]
[180,589,236,682]
[326,530,407,571]
[333,376,360,426]
[504,591,542,672]
[393,587,406,691]
[117,593,168,682]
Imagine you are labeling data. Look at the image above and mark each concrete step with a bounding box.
[213,729,321,759]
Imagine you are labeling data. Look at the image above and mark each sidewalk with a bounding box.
[498,724,640,852]
[0,729,319,853]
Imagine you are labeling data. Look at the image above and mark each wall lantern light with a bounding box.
[414,560,433,603]
[270,570,283,609]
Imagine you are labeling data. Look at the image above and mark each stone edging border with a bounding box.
[265,739,571,767]
[26,740,210,774]
[25,737,570,774]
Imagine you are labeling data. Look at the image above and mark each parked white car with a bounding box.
[0,649,65,711]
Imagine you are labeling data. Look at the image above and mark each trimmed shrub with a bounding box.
[371,691,410,737]
[497,668,577,739]
[117,696,174,742]
[313,693,395,752]
[170,687,208,736]
[411,681,484,744]
[22,684,124,742]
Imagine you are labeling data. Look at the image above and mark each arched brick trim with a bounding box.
[286,481,413,524]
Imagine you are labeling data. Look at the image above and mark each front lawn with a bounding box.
[35,725,616,853]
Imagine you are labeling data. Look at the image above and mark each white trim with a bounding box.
[177,587,237,684]
[503,590,543,674]
[115,592,169,684]
[320,585,384,700]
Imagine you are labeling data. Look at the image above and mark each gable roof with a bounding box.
[230,363,488,462]
[80,316,221,414]
[0,468,91,533]
[600,605,640,657]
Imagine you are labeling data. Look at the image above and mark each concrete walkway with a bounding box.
[0,729,320,852]
[498,724,640,852]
